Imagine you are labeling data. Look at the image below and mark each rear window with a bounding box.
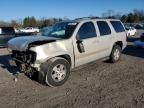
[1,27,15,34]
[111,21,125,33]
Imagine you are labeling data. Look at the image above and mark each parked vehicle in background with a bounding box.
[135,24,144,29]
[8,18,127,87]
[125,23,135,28]
[0,27,15,47]
[0,27,38,47]
[20,27,39,33]
[14,28,20,33]
[140,33,144,42]
[135,33,144,48]
[125,26,137,36]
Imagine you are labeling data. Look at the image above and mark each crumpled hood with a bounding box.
[8,36,58,51]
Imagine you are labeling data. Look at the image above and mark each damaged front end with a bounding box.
[11,50,37,77]
[8,36,58,76]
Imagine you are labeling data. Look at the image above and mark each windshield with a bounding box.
[43,22,78,39]
[41,26,53,36]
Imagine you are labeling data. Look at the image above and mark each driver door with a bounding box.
[73,21,101,67]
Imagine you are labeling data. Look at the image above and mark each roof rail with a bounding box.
[75,17,118,20]
[75,17,99,20]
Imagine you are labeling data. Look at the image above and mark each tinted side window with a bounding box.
[97,21,111,36]
[78,22,96,39]
[111,21,125,32]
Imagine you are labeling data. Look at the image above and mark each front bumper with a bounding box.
[9,55,41,73]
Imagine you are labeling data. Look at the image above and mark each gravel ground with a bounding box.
[0,30,144,108]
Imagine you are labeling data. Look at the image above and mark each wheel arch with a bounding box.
[114,41,123,49]
[109,41,123,56]
[39,54,72,85]
[56,54,72,66]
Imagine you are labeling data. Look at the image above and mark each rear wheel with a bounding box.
[109,45,122,63]
[39,57,70,87]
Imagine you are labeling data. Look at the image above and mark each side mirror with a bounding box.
[76,34,85,53]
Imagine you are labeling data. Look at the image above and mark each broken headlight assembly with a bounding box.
[12,50,37,64]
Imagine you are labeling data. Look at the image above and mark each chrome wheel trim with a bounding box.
[51,64,66,82]
[113,49,120,61]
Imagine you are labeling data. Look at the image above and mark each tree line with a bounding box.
[121,9,144,23]
[102,9,144,23]
[0,17,64,29]
[0,9,144,29]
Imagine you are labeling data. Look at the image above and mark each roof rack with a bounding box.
[75,17,99,20]
[75,17,118,20]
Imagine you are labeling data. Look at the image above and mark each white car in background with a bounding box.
[14,28,19,33]
[20,27,39,33]
[125,27,137,36]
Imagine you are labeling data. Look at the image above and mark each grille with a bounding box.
[12,50,36,64]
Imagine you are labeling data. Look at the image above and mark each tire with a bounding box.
[109,45,122,63]
[39,57,70,87]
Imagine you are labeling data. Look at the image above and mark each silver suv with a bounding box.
[8,18,127,87]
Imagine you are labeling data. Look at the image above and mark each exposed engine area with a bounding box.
[12,50,36,65]
[11,50,37,77]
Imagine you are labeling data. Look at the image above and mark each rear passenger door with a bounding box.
[96,21,112,57]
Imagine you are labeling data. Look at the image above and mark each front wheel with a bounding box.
[39,57,70,87]
[109,45,122,63]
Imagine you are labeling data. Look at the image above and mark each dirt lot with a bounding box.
[0,30,144,108]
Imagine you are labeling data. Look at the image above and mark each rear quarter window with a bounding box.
[110,21,125,33]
